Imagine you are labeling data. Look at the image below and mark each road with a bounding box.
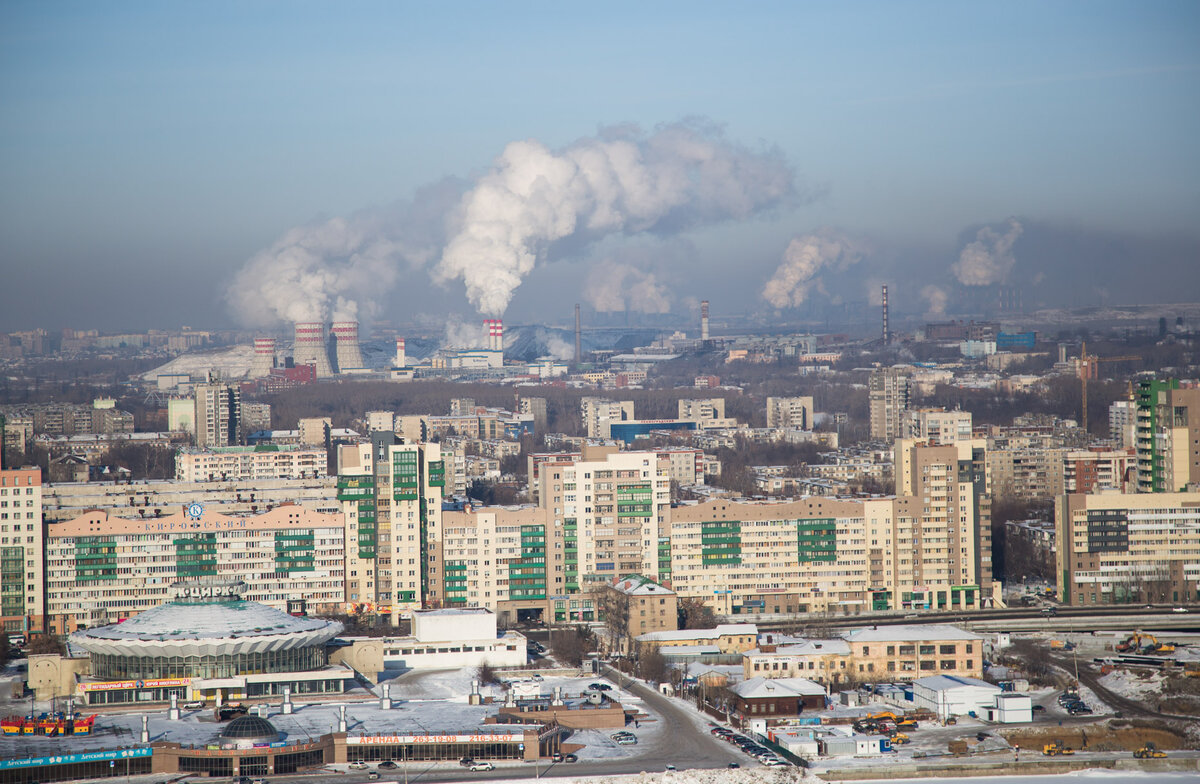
[1049,653,1195,723]
[262,668,741,784]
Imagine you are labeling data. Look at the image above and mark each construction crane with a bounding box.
[1078,342,1139,432]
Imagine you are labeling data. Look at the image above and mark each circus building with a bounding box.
[35,580,354,707]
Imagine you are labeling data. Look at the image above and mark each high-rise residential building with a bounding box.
[537,445,672,589]
[901,408,973,444]
[336,433,445,622]
[241,402,272,435]
[766,396,814,430]
[869,367,912,442]
[1056,490,1200,606]
[517,397,548,434]
[0,467,44,633]
[1108,399,1137,449]
[894,438,994,607]
[580,397,635,438]
[1135,378,1200,493]
[194,380,242,447]
[44,506,345,633]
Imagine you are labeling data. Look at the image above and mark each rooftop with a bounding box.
[636,624,756,643]
[731,677,827,698]
[841,624,982,643]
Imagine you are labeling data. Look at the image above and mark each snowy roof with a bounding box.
[71,598,342,658]
[841,624,982,643]
[636,623,756,643]
[748,638,851,657]
[611,574,674,596]
[912,675,998,692]
[654,645,720,655]
[731,677,827,698]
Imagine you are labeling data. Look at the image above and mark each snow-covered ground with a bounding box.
[1097,669,1165,701]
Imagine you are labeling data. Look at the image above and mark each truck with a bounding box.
[1043,741,1075,756]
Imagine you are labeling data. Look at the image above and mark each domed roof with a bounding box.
[221,715,279,743]
[70,597,342,658]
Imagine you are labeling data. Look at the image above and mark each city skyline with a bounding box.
[2,2,1199,332]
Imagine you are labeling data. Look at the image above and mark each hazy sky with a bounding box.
[1,1,1198,332]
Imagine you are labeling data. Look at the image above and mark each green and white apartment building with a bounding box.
[335,432,447,622]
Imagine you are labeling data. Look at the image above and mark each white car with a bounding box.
[469,762,494,772]
[183,701,204,710]
[349,762,368,770]
[1172,607,1189,613]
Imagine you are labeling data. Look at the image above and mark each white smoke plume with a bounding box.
[762,229,865,308]
[922,284,948,317]
[443,319,487,349]
[952,218,1023,286]
[224,181,459,329]
[435,121,793,314]
[586,262,671,313]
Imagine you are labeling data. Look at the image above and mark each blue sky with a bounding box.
[1,1,1198,330]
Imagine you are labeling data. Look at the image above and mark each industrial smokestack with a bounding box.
[700,299,710,341]
[574,303,581,365]
[293,322,334,378]
[250,337,276,378]
[394,337,406,368]
[881,285,889,346]
[331,321,365,373]
[485,318,504,352]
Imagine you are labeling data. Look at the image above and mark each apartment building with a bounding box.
[536,445,672,589]
[175,445,327,482]
[432,505,553,622]
[0,468,44,633]
[44,505,345,633]
[41,476,339,524]
[1062,448,1136,494]
[901,408,973,444]
[1056,490,1200,606]
[678,398,727,425]
[194,380,242,447]
[868,367,911,441]
[1136,378,1200,493]
[765,396,814,430]
[580,397,635,439]
[894,438,995,610]
[336,433,445,621]
[1109,399,1137,449]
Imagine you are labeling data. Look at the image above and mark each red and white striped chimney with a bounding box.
[394,337,406,367]
[485,319,504,352]
[250,337,276,378]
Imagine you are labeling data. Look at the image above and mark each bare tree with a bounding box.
[551,625,595,667]
[677,596,716,630]
[637,643,668,683]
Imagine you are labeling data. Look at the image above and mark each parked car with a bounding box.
[1068,705,1093,715]
[378,761,398,770]
[349,762,368,770]
[563,754,578,763]
[459,758,475,768]
[250,779,268,784]
[183,701,204,710]
[614,737,638,746]
[469,762,494,772]
[728,763,740,769]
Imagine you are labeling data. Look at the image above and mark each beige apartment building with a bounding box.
[742,625,983,685]
[175,445,327,482]
[44,505,345,633]
[1056,490,1200,606]
[868,367,911,441]
[0,467,45,633]
[765,396,814,430]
